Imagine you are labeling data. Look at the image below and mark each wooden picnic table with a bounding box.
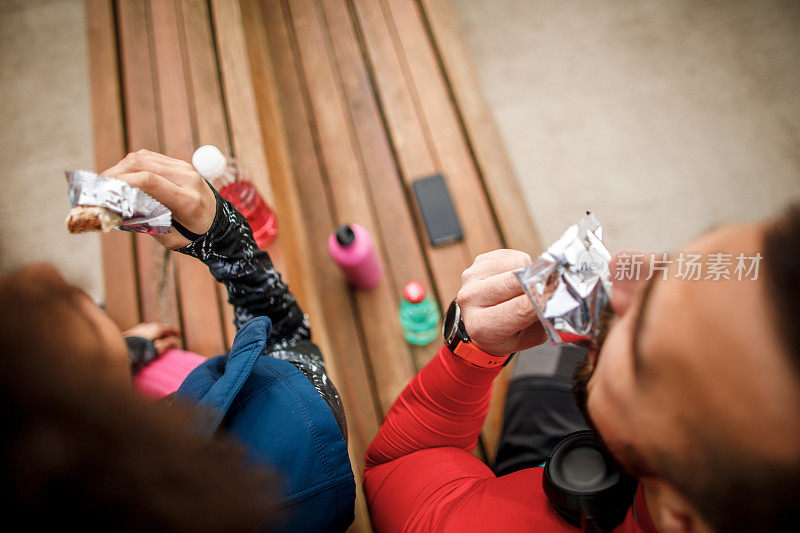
[86,0,541,530]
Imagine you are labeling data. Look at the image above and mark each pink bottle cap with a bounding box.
[403,281,426,304]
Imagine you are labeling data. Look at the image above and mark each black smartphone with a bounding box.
[412,174,464,247]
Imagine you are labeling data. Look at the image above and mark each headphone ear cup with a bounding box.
[542,431,637,532]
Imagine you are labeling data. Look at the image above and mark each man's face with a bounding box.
[575,223,800,483]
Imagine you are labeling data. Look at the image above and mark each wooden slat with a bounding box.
[150,0,226,356]
[180,0,229,149]
[287,0,416,414]
[178,0,237,349]
[116,0,181,328]
[418,0,543,256]
[86,0,140,330]
[317,0,438,369]
[259,0,381,442]
[348,0,467,307]
[208,1,271,203]
[381,0,501,257]
[149,0,194,160]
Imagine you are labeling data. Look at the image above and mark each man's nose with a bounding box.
[609,251,651,316]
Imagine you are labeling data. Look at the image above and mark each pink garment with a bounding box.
[132,349,206,400]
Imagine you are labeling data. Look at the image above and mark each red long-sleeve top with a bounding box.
[364,346,657,532]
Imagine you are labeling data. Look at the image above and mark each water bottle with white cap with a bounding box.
[192,145,277,249]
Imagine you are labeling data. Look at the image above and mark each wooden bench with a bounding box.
[86,1,542,530]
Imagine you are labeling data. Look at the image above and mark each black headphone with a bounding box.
[543,430,638,532]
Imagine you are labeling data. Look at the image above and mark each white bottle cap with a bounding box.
[192,145,227,179]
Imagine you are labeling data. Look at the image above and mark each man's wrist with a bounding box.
[448,342,514,369]
[443,300,515,369]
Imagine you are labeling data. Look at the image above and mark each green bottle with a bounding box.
[400,281,440,346]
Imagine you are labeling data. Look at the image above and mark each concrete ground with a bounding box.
[0,0,101,300]
[453,0,800,253]
[1,0,799,304]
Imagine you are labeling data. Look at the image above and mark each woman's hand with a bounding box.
[456,249,547,356]
[122,322,181,355]
[103,149,216,249]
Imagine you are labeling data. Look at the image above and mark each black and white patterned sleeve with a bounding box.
[175,186,310,349]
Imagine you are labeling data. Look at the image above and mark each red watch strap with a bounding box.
[452,342,512,369]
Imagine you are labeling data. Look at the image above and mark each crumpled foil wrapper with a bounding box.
[66,170,172,235]
[516,213,611,346]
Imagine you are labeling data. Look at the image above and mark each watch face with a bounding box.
[443,300,459,344]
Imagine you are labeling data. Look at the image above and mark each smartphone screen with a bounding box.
[412,174,464,247]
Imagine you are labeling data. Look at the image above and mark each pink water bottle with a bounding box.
[327,224,383,290]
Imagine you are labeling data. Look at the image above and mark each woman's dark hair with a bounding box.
[0,266,280,531]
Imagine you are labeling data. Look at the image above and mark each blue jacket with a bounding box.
[176,317,355,532]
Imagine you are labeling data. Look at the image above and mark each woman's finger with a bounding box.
[156,325,181,339]
[146,323,180,339]
[104,153,196,186]
[123,322,181,340]
[154,336,181,354]
[111,171,188,214]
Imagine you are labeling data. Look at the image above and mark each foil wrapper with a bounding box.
[516,213,611,346]
[66,170,172,235]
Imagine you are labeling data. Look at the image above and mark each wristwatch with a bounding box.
[443,300,515,369]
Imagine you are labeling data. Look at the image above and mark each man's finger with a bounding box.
[460,270,525,308]
[511,323,548,353]
[464,249,532,282]
[477,293,539,337]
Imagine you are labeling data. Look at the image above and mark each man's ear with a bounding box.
[642,481,712,533]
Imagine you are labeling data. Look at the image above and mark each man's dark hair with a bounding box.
[764,203,800,376]
[0,266,280,531]
[660,204,800,532]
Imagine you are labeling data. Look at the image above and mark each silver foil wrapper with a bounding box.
[516,213,611,346]
[66,170,172,235]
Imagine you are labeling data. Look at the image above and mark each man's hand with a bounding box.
[456,249,547,356]
[103,149,216,249]
[122,322,181,355]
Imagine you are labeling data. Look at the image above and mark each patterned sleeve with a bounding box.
[175,186,310,349]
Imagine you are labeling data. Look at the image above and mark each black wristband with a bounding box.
[171,220,203,241]
[125,336,158,373]
[170,180,219,243]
